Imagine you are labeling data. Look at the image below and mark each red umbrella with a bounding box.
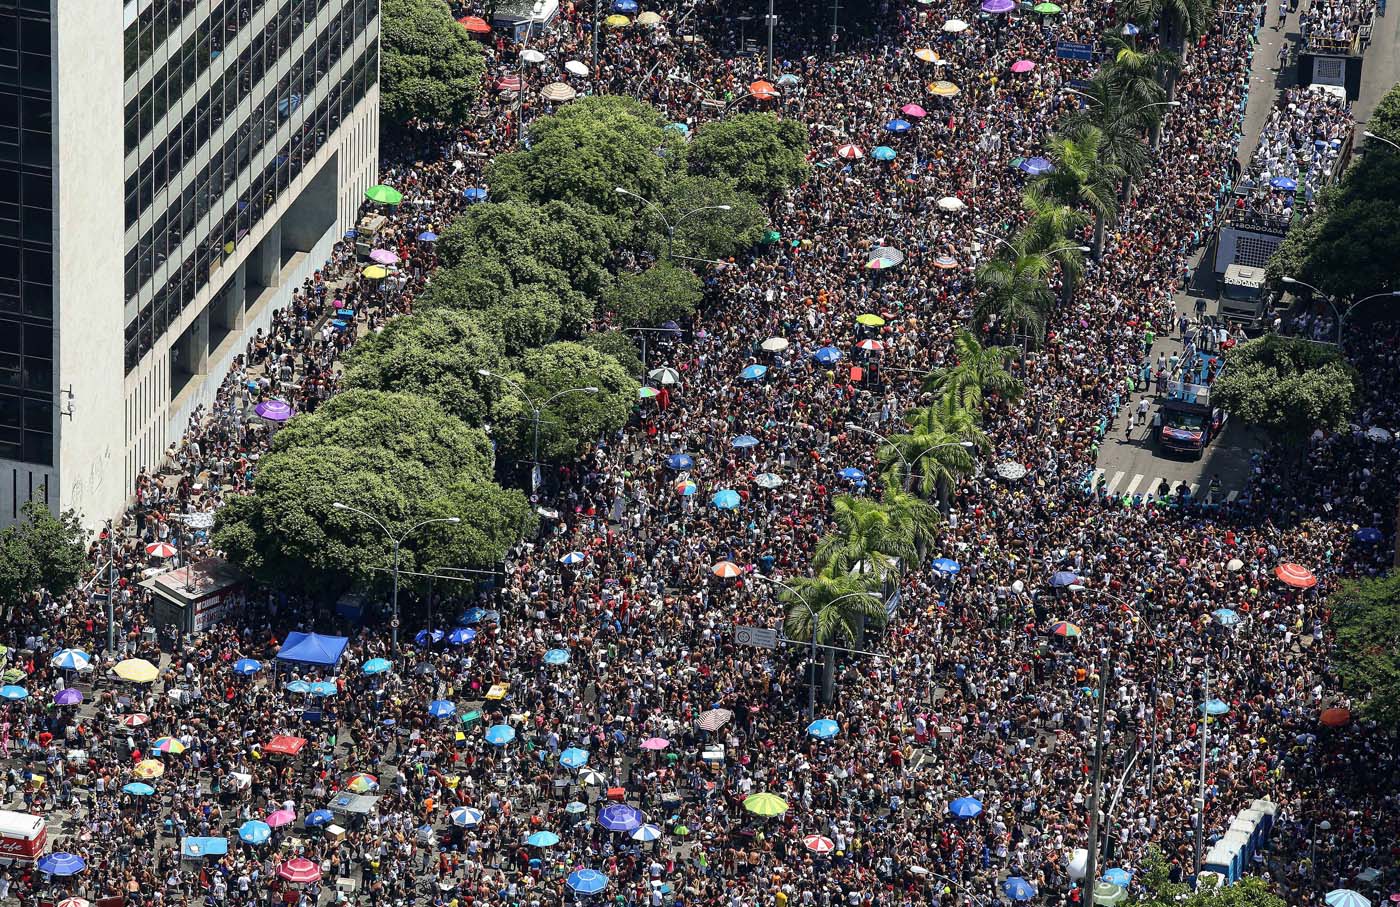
[710,561,741,579]
[1320,707,1350,728]
[264,735,307,756]
[457,15,491,33]
[1275,563,1317,589]
[803,834,835,853]
[278,858,321,884]
[748,80,778,100]
[120,713,151,727]
[145,542,176,559]
[496,75,522,92]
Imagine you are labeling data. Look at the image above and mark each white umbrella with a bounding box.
[937,196,966,212]
[1226,558,1244,571]
[1365,426,1391,442]
[521,48,546,63]
[565,60,590,77]
[648,367,681,385]
[754,473,784,489]
[578,768,607,787]
[942,18,969,32]
[761,337,789,352]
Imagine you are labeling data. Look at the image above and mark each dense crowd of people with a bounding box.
[1242,86,1351,209]
[1,2,1397,907]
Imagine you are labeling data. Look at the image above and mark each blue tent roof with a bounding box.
[180,837,229,858]
[275,632,349,667]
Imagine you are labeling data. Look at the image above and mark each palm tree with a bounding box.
[1062,77,1156,179]
[1039,125,1124,257]
[1099,35,1173,108]
[778,567,886,704]
[974,243,1054,344]
[813,496,916,576]
[880,485,943,561]
[1022,185,1090,302]
[880,400,983,506]
[922,329,1025,414]
[1121,0,1217,70]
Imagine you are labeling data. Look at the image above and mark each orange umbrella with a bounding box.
[1275,563,1317,589]
[749,80,779,100]
[711,561,741,579]
[457,15,491,33]
[1320,707,1350,727]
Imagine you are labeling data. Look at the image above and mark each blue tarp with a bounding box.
[180,837,229,858]
[276,632,349,667]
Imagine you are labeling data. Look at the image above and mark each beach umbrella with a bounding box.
[51,649,92,671]
[364,185,402,205]
[1122,22,1141,33]
[122,782,155,796]
[648,367,681,385]
[855,339,884,351]
[361,265,389,280]
[777,73,801,85]
[698,708,733,731]
[560,551,586,566]
[744,792,788,817]
[457,15,491,33]
[560,747,590,769]
[711,489,741,510]
[57,899,89,907]
[305,810,334,828]
[345,772,379,793]
[278,858,321,884]
[901,103,927,118]
[869,245,905,266]
[1034,2,1062,12]
[133,760,165,779]
[604,13,630,26]
[949,796,983,818]
[255,398,295,422]
[285,680,311,695]
[1050,571,1079,587]
[544,649,570,665]
[540,82,577,103]
[565,59,590,76]
[995,461,1028,481]
[836,143,864,160]
[732,434,760,449]
[1010,60,1037,75]
[462,187,488,202]
[448,628,477,646]
[749,80,779,100]
[1020,156,1054,175]
[485,724,516,745]
[152,736,186,754]
[804,834,835,854]
[872,146,897,161]
[144,542,177,559]
[239,820,272,845]
[265,809,295,829]
[565,801,589,815]
[1201,699,1230,716]
[417,231,438,242]
[1355,527,1383,543]
[613,0,638,10]
[667,453,694,470]
[631,823,663,842]
[428,700,456,719]
[1320,707,1351,727]
[566,870,609,895]
[638,386,660,400]
[1366,426,1392,442]
[740,364,768,380]
[120,713,150,727]
[813,346,844,365]
[1212,608,1241,627]
[527,830,560,847]
[711,561,742,579]
[37,853,86,876]
[856,313,886,327]
[369,248,399,265]
[913,47,941,63]
[942,18,969,31]
[598,804,643,832]
[1270,176,1298,191]
[308,681,337,697]
[1003,878,1037,901]
[578,768,607,787]
[755,472,784,489]
[640,737,670,750]
[675,479,697,496]
[928,79,962,97]
[53,688,82,706]
[1102,869,1132,887]
[1326,892,1370,907]
[1226,558,1245,572]
[362,658,391,676]
[233,658,262,676]
[937,196,966,212]
[451,807,484,828]
[762,336,789,352]
[932,255,959,269]
[931,557,961,576]
[982,0,1016,10]
[0,685,27,701]
[1050,621,1081,638]
[1093,882,1127,905]
[838,467,866,481]
[866,254,900,271]
[807,718,840,740]
[1276,563,1317,588]
[885,119,912,134]
[414,629,444,646]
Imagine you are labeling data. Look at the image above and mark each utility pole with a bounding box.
[591,0,601,73]
[831,0,840,44]
[1195,666,1210,878]
[766,0,775,80]
[107,520,117,653]
[1082,652,1112,907]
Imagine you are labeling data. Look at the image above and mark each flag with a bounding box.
[885,590,901,620]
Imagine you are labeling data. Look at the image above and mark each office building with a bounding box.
[0,0,381,528]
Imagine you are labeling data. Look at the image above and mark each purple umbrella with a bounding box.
[982,0,1016,12]
[598,804,643,832]
[1020,156,1054,175]
[369,248,399,265]
[54,688,83,706]
[254,399,295,422]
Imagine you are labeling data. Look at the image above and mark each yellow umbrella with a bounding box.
[636,10,662,25]
[605,13,630,26]
[743,792,788,817]
[856,313,886,327]
[114,658,159,683]
[928,81,961,97]
[362,265,389,280]
[133,759,166,779]
[913,48,941,63]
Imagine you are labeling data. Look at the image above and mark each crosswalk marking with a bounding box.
[1105,471,1126,494]
[1090,469,1244,504]
[1125,474,1144,495]
[1225,490,1240,502]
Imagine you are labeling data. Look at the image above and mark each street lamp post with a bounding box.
[1082,650,1113,907]
[1282,276,1400,345]
[842,422,975,492]
[331,503,461,653]
[614,187,731,260]
[1363,130,1400,153]
[477,369,598,489]
[516,1,546,148]
[766,0,775,81]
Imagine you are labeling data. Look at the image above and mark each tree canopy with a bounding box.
[435,200,615,299]
[379,0,485,126]
[657,174,769,261]
[1212,335,1358,441]
[1328,572,1400,730]
[605,263,704,329]
[0,500,87,607]
[687,112,811,199]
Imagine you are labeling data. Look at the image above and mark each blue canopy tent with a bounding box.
[180,837,229,859]
[275,632,350,668]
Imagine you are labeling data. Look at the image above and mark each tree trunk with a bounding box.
[1092,211,1107,259]
[821,646,836,704]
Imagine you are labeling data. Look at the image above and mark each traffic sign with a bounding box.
[734,625,778,649]
[1055,40,1095,61]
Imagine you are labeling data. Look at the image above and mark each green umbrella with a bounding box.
[1034,3,1062,12]
[743,792,789,817]
[673,824,690,836]
[365,184,403,205]
[762,230,781,244]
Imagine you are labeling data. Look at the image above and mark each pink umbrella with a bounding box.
[640,737,670,750]
[900,103,927,118]
[368,248,399,265]
[266,808,296,828]
[145,542,176,559]
[1010,59,1036,73]
[277,858,321,884]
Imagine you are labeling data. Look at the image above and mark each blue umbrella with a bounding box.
[566,870,610,895]
[560,747,590,769]
[806,718,840,740]
[612,0,638,10]
[1326,891,1370,907]
[37,852,85,876]
[565,801,589,814]
[463,187,488,201]
[631,823,663,842]
[308,681,337,697]
[233,659,262,676]
[1122,22,1140,34]
[949,796,983,818]
[122,782,155,796]
[415,629,445,646]
[560,551,586,565]
[1355,527,1383,543]
[667,453,695,470]
[665,122,691,136]
[485,724,517,745]
[885,119,912,134]
[417,231,438,242]
[872,146,897,161]
[931,557,961,576]
[51,649,92,671]
[544,648,570,665]
[461,607,487,624]
[1270,176,1298,191]
[777,73,801,85]
[527,831,560,847]
[285,680,311,694]
[238,820,272,845]
[451,807,484,827]
[598,804,643,832]
[1019,156,1054,175]
[711,489,742,510]
[740,364,768,380]
[838,467,865,481]
[1102,868,1132,887]
[0,685,27,701]
[1050,571,1079,587]
[362,658,392,676]
[813,346,843,365]
[305,809,335,828]
[428,700,457,718]
[1212,608,1241,627]
[732,434,760,449]
[1002,878,1037,901]
[1201,698,1230,716]
[449,627,477,645]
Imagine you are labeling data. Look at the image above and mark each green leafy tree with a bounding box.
[0,499,87,605]
[880,401,981,504]
[419,262,594,353]
[341,308,504,426]
[1063,75,1154,179]
[778,567,886,703]
[1367,82,1400,147]
[1326,573,1400,729]
[879,486,943,560]
[974,242,1054,343]
[380,0,485,126]
[486,342,640,463]
[0,529,38,608]
[687,112,811,199]
[1121,0,1217,54]
[580,331,644,376]
[922,329,1025,414]
[1132,849,1284,907]
[657,174,768,260]
[1039,124,1123,255]
[606,263,704,328]
[1098,35,1173,110]
[1212,335,1358,441]
[1022,185,1090,286]
[436,200,614,298]
[813,496,916,576]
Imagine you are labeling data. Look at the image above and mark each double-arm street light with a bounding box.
[1363,130,1400,152]
[477,369,597,487]
[974,226,1091,259]
[331,503,461,653]
[614,187,731,260]
[843,422,976,493]
[1281,276,1400,345]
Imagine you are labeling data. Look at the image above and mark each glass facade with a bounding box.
[0,0,54,466]
[122,0,377,372]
